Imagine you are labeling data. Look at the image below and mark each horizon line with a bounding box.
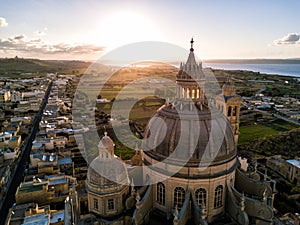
[1,57,300,62]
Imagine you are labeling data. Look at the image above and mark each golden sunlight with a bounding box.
[92,10,162,49]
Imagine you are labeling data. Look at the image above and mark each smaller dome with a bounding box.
[87,132,129,188]
[98,132,114,150]
[88,157,129,186]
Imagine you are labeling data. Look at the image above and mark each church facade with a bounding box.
[85,40,277,225]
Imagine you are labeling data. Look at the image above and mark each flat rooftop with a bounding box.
[18,183,45,193]
[58,157,72,165]
[51,210,64,223]
[48,177,67,185]
[22,213,50,225]
[287,159,300,169]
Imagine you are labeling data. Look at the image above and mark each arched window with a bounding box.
[227,106,232,117]
[192,89,195,99]
[195,188,207,207]
[157,182,165,205]
[214,185,223,209]
[174,187,185,210]
[187,88,190,98]
[233,106,237,116]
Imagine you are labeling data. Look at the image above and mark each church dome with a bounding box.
[143,39,236,168]
[87,132,129,188]
[97,132,114,150]
[143,104,236,167]
[87,158,129,186]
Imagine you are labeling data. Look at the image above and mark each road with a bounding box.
[0,81,52,224]
[256,85,267,96]
[254,109,300,126]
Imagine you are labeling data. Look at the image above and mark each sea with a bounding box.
[203,63,300,78]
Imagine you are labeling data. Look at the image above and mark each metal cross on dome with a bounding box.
[190,37,194,52]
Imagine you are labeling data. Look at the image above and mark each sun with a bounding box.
[92,10,162,49]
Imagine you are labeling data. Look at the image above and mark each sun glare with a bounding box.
[92,10,162,49]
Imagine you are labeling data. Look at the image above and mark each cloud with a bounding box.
[0,35,105,56]
[34,30,47,36]
[0,17,8,27]
[13,35,26,40]
[274,33,300,45]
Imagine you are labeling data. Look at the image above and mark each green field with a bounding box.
[97,98,164,122]
[238,119,299,144]
[239,124,279,143]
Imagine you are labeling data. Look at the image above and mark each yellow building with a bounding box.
[15,174,76,206]
[0,90,11,103]
[0,132,21,150]
[215,77,242,144]
[5,203,65,225]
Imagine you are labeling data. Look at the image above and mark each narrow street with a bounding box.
[0,81,53,224]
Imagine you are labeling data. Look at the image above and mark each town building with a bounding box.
[0,132,21,150]
[15,174,77,207]
[267,156,300,185]
[5,202,66,225]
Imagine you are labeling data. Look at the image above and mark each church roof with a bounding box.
[87,132,129,187]
[98,131,114,150]
[143,39,236,171]
[88,157,129,186]
[143,105,236,169]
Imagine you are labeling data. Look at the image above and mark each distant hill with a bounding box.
[204,59,300,64]
[0,57,92,76]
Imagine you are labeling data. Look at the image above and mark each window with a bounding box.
[174,187,185,210]
[227,106,232,117]
[93,198,98,210]
[214,185,223,209]
[122,193,126,203]
[157,182,165,205]
[187,88,190,98]
[108,199,115,211]
[233,106,237,116]
[195,188,207,208]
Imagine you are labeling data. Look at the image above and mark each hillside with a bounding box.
[0,57,91,76]
[238,128,300,158]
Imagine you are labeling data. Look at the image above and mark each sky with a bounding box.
[0,0,300,60]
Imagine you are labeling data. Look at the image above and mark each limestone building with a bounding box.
[86,132,130,220]
[215,77,242,144]
[267,156,300,185]
[86,40,277,225]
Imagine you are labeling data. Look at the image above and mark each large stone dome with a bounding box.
[143,103,236,167]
